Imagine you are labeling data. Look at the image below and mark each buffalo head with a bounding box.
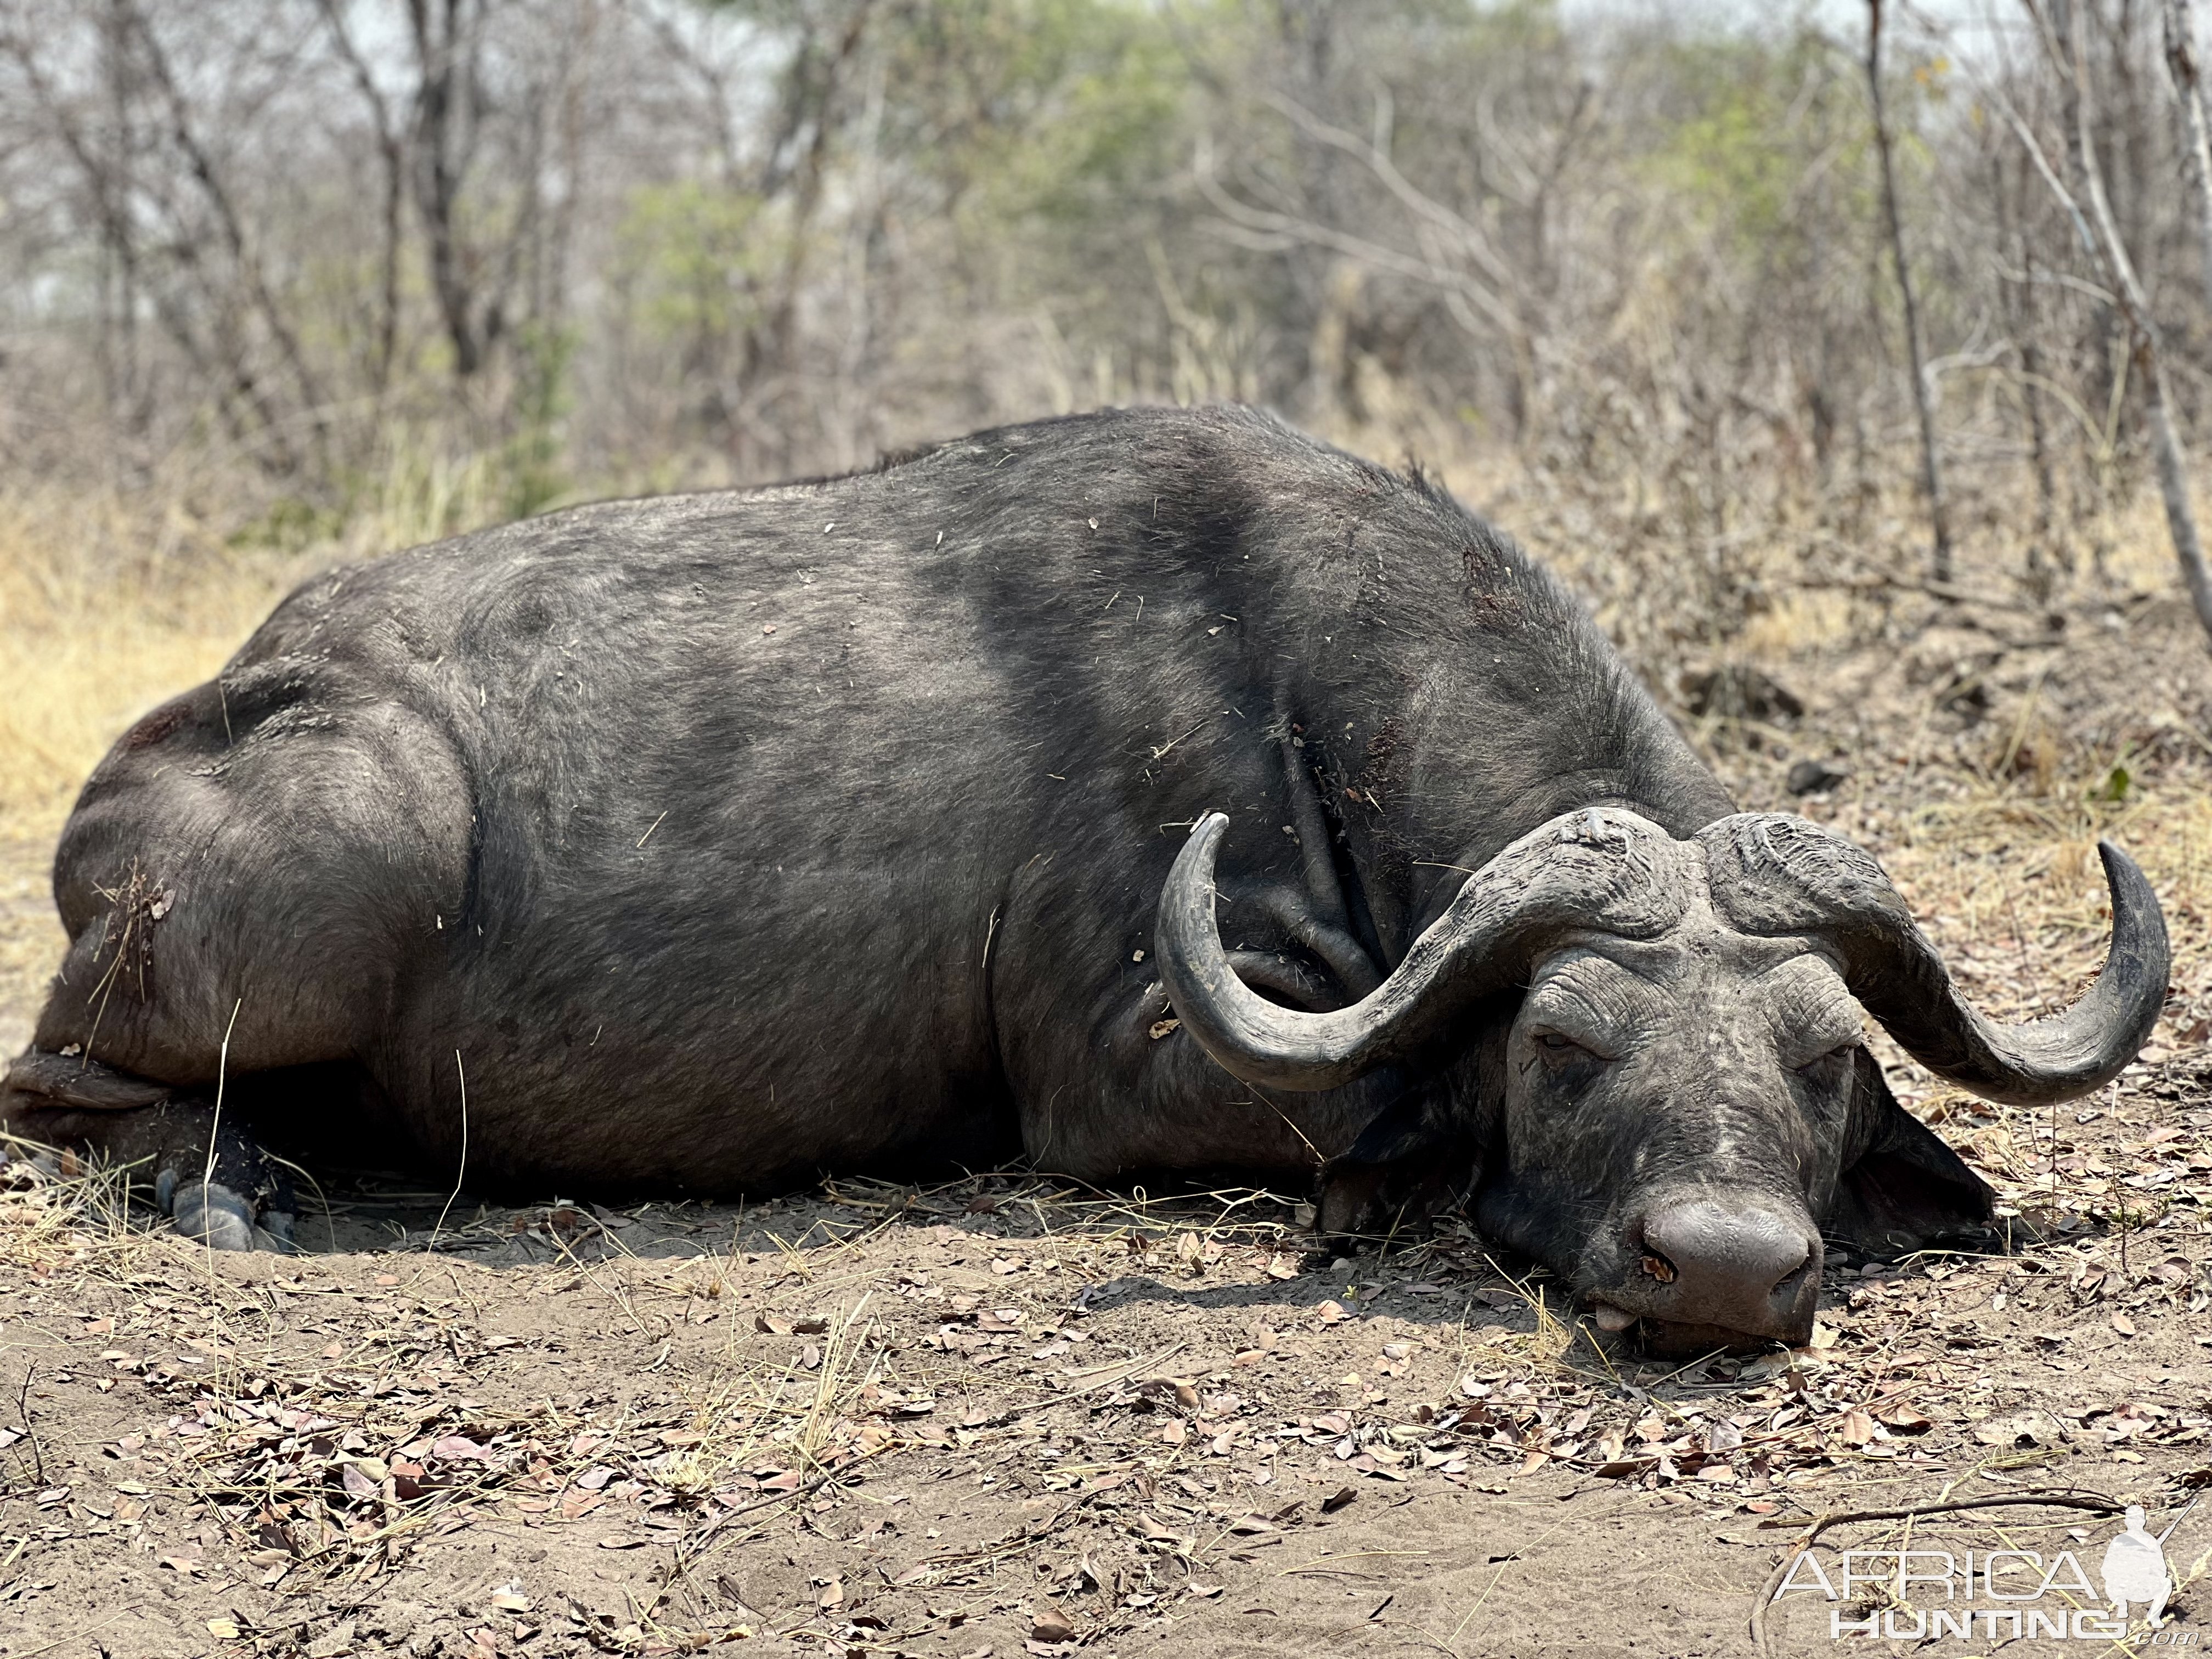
[1156,807,2168,1354]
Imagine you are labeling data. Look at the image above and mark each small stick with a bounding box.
[13,1366,46,1486]
[1748,1489,2124,1654]
[656,1471,840,1603]
[429,1050,470,1248]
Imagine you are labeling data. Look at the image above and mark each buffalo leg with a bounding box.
[1,1049,297,1249]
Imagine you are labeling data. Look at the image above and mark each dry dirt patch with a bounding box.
[0,1142,2203,1659]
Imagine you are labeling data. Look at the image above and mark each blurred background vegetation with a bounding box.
[1,0,2210,832]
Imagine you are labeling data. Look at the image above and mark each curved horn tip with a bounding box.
[1192,810,1229,840]
[2095,838,2166,919]
[2096,837,2140,880]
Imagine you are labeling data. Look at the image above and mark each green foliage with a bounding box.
[1643,28,1866,258]
[226,494,349,554]
[614,180,771,352]
[499,323,577,521]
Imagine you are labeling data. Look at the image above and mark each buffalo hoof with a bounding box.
[157,1171,298,1252]
[169,1179,256,1249]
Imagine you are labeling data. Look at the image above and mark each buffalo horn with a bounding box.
[1700,814,2169,1107]
[1154,806,1697,1091]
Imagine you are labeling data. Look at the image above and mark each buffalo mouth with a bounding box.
[1587,1303,1808,1357]
[1574,1195,1824,1356]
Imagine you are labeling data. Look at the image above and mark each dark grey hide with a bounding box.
[1,406,2168,1350]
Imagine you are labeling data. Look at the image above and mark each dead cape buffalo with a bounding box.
[1,405,2168,1352]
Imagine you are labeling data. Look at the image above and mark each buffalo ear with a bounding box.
[1313,1019,1505,1246]
[1314,1088,1479,1245]
[1829,1048,1996,1257]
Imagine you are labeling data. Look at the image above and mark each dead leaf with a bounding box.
[1836,1409,1876,1447]
[1321,1486,1356,1514]
[1030,1607,1075,1643]
[2112,1311,2138,1337]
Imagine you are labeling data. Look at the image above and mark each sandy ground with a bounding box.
[1,575,2209,1659]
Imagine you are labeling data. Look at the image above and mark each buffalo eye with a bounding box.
[1793,1040,1857,1075]
[1530,1029,1603,1067]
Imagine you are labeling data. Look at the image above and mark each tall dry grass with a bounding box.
[0,445,564,846]
[0,445,572,1048]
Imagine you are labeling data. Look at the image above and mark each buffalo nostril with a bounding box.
[1637,1199,1821,1334]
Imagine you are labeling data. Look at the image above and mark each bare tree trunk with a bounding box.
[407,0,488,380]
[1993,139,2062,588]
[1865,0,1953,583]
[318,0,407,397]
[2070,13,2212,643]
[97,0,145,467]
[2015,0,2212,644]
[2164,0,2212,309]
[2140,356,2212,637]
[5,17,286,466]
[122,0,330,468]
[741,0,873,475]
